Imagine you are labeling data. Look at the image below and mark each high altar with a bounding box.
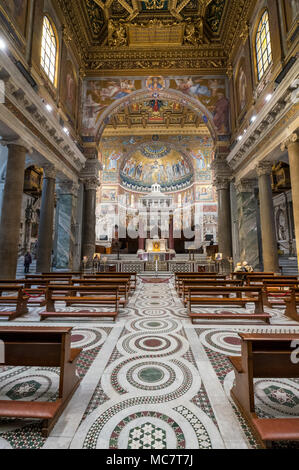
[139,239,173,261]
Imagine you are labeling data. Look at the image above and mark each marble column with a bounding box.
[256,162,279,273]
[281,133,299,263]
[138,237,145,250]
[215,178,232,258]
[36,164,56,273]
[0,143,27,279]
[236,179,260,268]
[169,217,174,250]
[82,177,99,265]
[56,180,79,270]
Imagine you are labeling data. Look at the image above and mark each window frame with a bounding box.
[255,9,273,82]
[40,15,58,87]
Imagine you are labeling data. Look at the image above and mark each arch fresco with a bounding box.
[81,75,230,144]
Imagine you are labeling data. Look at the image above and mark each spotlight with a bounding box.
[45,104,53,112]
[238,135,242,141]
[250,115,257,123]
[265,93,272,102]
[63,127,70,135]
[0,38,6,51]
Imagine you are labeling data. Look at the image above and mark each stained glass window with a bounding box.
[255,10,272,81]
[41,16,57,85]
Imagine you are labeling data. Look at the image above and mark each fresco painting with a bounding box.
[82,75,229,135]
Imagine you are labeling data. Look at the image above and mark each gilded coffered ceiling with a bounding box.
[55,0,256,75]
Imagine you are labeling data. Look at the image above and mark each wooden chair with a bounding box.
[229,333,299,448]
[0,326,81,437]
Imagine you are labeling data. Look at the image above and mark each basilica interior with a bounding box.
[0,0,298,451]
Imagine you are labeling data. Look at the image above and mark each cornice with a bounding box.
[0,49,86,178]
[227,58,299,173]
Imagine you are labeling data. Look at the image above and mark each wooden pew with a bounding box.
[40,285,120,321]
[0,286,29,321]
[246,274,298,285]
[84,273,136,291]
[284,288,299,321]
[71,278,130,302]
[0,326,81,436]
[175,273,225,292]
[181,279,242,301]
[261,280,299,309]
[228,333,299,448]
[187,286,270,323]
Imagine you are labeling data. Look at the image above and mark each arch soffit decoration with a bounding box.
[95,88,218,145]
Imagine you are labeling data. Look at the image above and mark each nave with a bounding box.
[0,276,298,450]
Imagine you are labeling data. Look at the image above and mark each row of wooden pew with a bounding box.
[0,272,137,321]
[175,272,299,323]
[0,271,138,434]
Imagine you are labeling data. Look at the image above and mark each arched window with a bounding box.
[41,16,57,85]
[255,10,272,81]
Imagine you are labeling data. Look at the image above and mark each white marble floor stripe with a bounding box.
[184,324,249,449]
[42,319,126,449]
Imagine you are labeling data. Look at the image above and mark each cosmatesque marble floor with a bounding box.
[0,276,299,449]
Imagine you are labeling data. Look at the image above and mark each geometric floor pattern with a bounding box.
[0,275,298,449]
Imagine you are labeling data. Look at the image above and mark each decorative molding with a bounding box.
[227,59,299,172]
[281,132,299,151]
[84,177,100,191]
[57,180,80,196]
[256,161,273,177]
[0,50,86,178]
[43,164,57,180]
[235,178,256,193]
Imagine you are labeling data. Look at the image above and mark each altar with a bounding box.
[138,239,174,262]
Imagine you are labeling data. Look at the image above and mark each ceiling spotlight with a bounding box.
[0,38,6,51]
[250,115,257,123]
[265,93,272,102]
[45,104,53,112]
[63,127,70,135]
[238,135,242,141]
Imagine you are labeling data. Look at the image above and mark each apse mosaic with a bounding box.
[120,145,193,192]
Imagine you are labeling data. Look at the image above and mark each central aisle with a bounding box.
[1,277,299,449]
[49,278,253,449]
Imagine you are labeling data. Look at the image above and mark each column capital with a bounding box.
[256,161,273,177]
[83,177,100,191]
[57,180,79,196]
[43,164,56,179]
[214,177,230,191]
[0,138,32,153]
[280,132,299,151]
[235,178,257,193]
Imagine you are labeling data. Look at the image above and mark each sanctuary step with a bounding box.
[279,256,298,275]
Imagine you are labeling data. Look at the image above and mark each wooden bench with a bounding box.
[228,333,299,448]
[84,273,136,291]
[261,280,299,309]
[40,285,120,321]
[74,278,130,301]
[175,273,225,292]
[181,279,243,301]
[0,286,29,321]
[0,326,81,436]
[246,274,298,285]
[284,288,299,322]
[186,286,270,323]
